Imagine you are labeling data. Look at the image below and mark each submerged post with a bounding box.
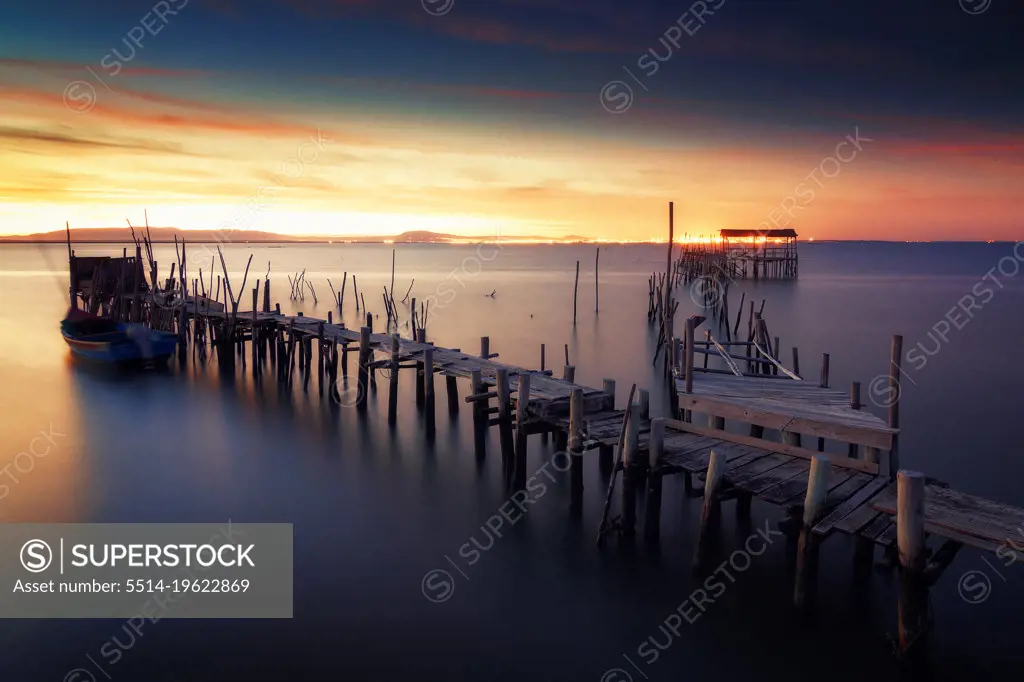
[496,368,515,478]
[888,334,903,479]
[644,418,665,546]
[513,373,532,490]
[388,333,400,425]
[470,368,485,456]
[569,388,585,517]
[424,346,435,438]
[572,260,580,326]
[794,455,832,606]
[897,470,928,654]
[692,449,726,569]
[620,401,641,543]
[356,326,370,411]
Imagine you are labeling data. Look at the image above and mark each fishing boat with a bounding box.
[60,308,178,366]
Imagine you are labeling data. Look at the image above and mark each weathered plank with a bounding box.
[815,477,892,536]
[664,418,879,475]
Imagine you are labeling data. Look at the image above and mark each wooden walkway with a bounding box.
[279,314,614,417]
[675,372,897,452]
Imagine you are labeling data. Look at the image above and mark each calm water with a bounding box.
[0,241,1022,681]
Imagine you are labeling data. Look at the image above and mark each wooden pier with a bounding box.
[63,230,1024,664]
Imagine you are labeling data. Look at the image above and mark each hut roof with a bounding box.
[720,228,797,238]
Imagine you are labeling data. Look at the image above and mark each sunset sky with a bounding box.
[0,0,1021,241]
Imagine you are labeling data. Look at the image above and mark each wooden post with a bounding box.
[480,336,490,359]
[572,260,580,326]
[794,455,832,606]
[897,470,928,654]
[602,379,616,409]
[620,402,642,542]
[848,381,861,459]
[692,449,726,569]
[792,346,800,377]
[388,334,400,425]
[514,373,532,490]
[540,343,546,372]
[684,316,696,395]
[644,418,665,545]
[664,202,674,367]
[415,346,425,408]
[888,335,903,479]
[252,289,259,372]
[356,326,370,410]
[446,374,459,417]
[563,365,575,383]
[496,368,515,478]
[594,246,600,314]
[569,388,585,516]
[424,346,435,437]
[816,352,831,450]
[471,368,485,455]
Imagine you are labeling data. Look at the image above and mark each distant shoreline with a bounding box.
[0,239,1015,245]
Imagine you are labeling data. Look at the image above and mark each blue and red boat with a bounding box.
[60,308,177,366]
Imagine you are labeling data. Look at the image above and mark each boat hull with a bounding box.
[61,324,177,365]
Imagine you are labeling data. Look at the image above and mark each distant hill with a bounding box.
[0,227,307,244]
[0,227,583,244]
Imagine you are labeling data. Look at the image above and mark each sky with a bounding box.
[0,0,1021,241]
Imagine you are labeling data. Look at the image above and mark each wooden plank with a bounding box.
[815,477,892,536]
[658,435,723,467]
[874,521,898,547]
[675,394,895,450]
[664,418,879,475]
[861,513,893,541]
[743,459,810,495]
[727,454,792,489]
[687,442,762,474]
[763,467,857,506]
[725,447,775,471]
[871,484,1024,548]
[822,471,871,505]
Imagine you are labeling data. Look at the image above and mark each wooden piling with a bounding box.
[848,381,861,459]
[692,449,726,569]
[563,365,575,383]
[513,373,532,490]
[356,326,370,410]
[496,368,515,477]
[569,388,585,516]
[480,336,490,359]
[684,316,696,396]
[888,335,903,479]
[470,368,484,451]
[794,455,832,606]
[643,417,665,545]
[446,374,459,417]
[388,334,400,425]
[602,379,616,408]
[620,401,642,542]
[424,346,435,437]
[594,247,600,314]
[572,260,580,326]
[897,470,928,654]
